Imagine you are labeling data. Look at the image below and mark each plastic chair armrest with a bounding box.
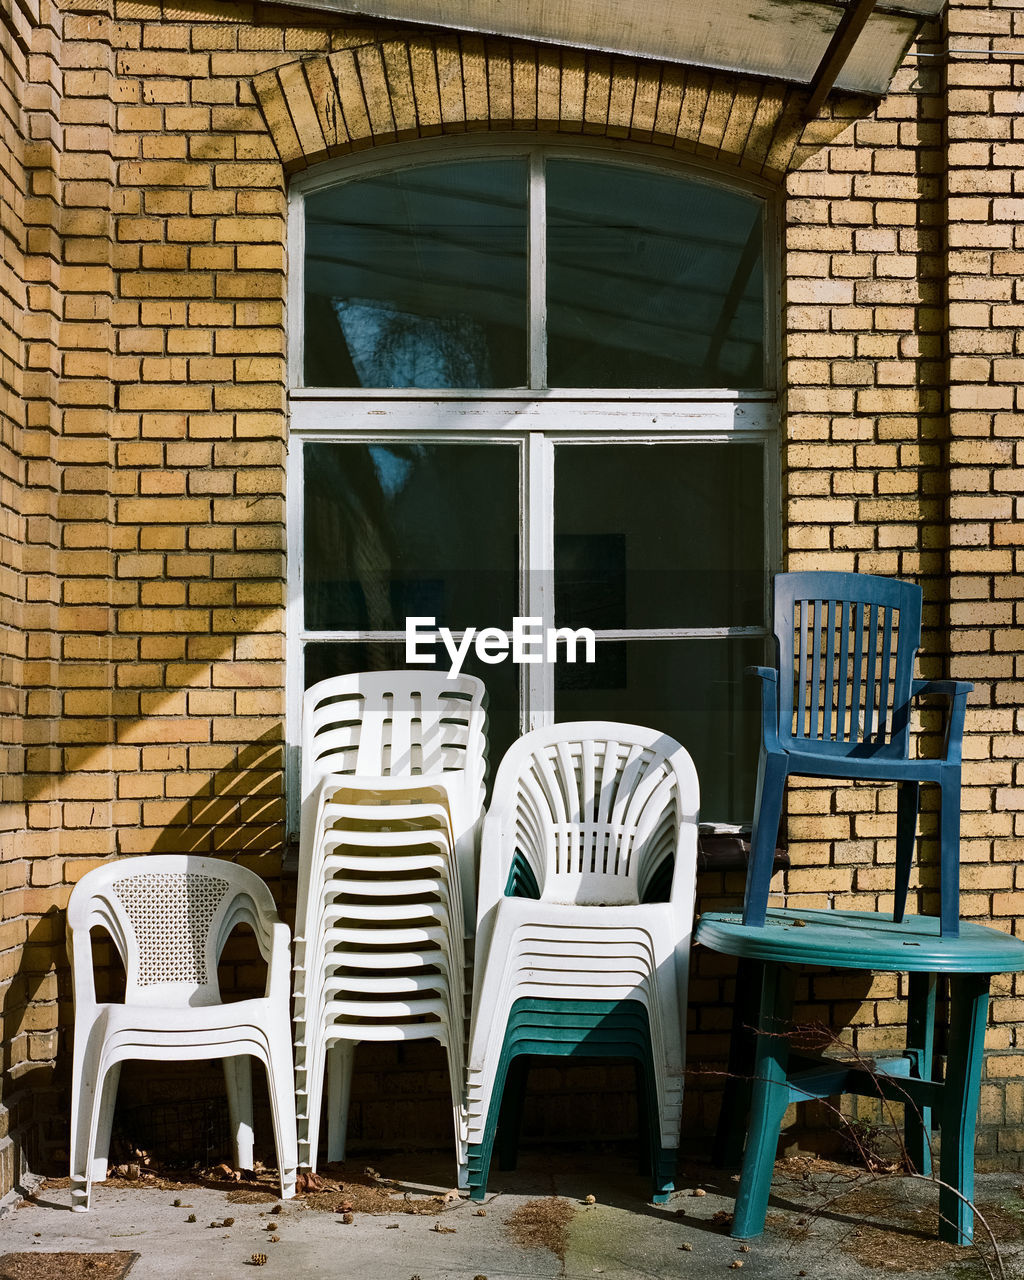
[66,922,98,1013]
[264,919,293,1002]
[668,827,700,910]
[911,678,972,764]
[911,679,974,699]
[475,805,511,932]
[219,888,289,998]
[227,889,278,954]
[746,665,784,754]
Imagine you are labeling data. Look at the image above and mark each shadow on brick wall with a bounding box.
[2,909,66,1178]
[148,728,288,875]
[15,731,293,1174]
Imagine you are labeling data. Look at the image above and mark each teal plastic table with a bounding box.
[694,908,1024,1244]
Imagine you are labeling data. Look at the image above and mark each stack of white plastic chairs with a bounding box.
[466,722,699,1203]
[293,670,488,1181]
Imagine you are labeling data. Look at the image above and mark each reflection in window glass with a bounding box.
[546,159,765,388]
[555,443,764,629]
[304,641,518,797]
[304,160,528,388]
[303,442,519,632]
[555,638,763,823]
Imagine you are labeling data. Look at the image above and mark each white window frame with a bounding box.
[285,134,781,839]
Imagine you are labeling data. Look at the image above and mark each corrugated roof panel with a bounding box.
[834,11,922,93]
[650,0,840,84]
[276,0,945,99]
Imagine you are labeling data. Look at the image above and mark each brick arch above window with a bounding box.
[252,37,855,181]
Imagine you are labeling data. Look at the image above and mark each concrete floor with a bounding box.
[2,1150,1023,1280]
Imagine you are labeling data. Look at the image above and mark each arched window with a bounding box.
[287,139,777,828]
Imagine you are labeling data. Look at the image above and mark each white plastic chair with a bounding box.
[66,854,298,1211]
[466,722,699,1202]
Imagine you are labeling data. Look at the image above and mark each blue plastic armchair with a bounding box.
[743,571,972,938]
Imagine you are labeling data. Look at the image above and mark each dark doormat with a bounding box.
[0,1253,138,1280]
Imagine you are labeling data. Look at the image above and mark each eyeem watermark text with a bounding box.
[406,616,597,679]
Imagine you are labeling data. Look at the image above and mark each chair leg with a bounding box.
[742,750,788,928]
[326,1041,356,1166]
[904,972,936,1176]
[893,781,920,924]
[938,973,989,1246]
[938,772,962,939]
[263,1032,298,1201]
[91,1061,122,1184]
[468,1045,516,1201]
[635,1060,652,1176]
[496,1056,529,1172]
[71,1050,116,1213]
[303,1038,329,1175]
[713,958,764,1168]
[639,1053,676,1205]
[294,1026,310,1168]
[224,1055,255,1171]
[443,1039,469,1190]
[731,962,795,1240]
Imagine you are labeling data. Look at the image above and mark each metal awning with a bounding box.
[274,0,946,108]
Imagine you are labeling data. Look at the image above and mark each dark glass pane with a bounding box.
[554,638,763,823]
[304,160,528,388]
[304,641,519,795]
[546,160,765,388]
[304,442,519,633]
[554,443,764,629]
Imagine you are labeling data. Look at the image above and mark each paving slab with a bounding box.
[2,1152,1023,1280]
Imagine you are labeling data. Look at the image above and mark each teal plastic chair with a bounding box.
[466,998,674,1200]
[745,572,972,937]
[695,908,1024,1246]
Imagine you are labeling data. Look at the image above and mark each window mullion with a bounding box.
[285,436,306,840]
[528,150,546,391]
[524,430,555,730]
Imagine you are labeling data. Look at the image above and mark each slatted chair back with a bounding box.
[773,572,923,761]
[489,723,698,907]
[301,671,488,805]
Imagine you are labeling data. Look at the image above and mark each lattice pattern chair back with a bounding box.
[301,671,487,801]
[774,572,922,761]
[69,855,273,1008]
[490,725,695,907]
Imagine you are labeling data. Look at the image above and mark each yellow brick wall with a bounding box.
[774,5,1024,1163]
[1,0,63,1198]
[0,0,31,1200]
[943,4,1024,1160]
[1,0,1023,1192]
